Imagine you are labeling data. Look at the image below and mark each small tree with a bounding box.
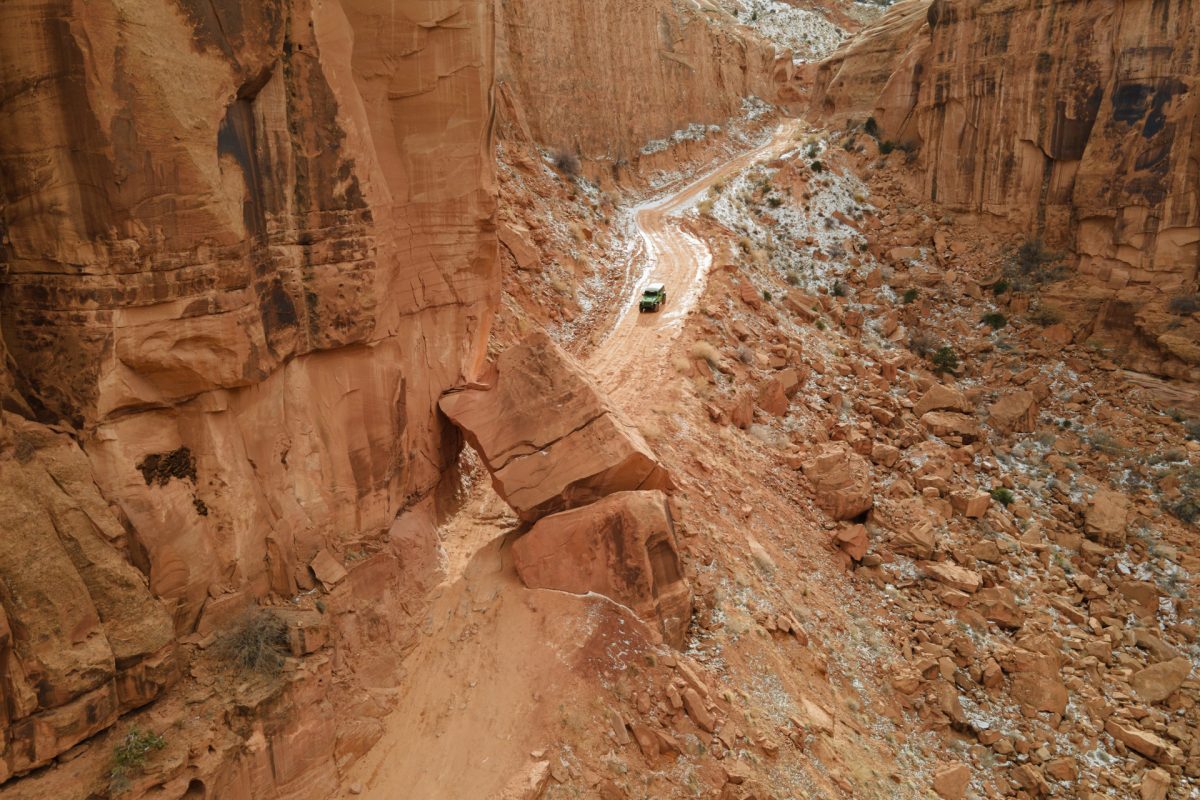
[931,346,959,375]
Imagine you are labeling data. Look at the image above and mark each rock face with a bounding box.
[0,0,496,781]
[440,331,672,521]
[496,0,790,161]
[0,416,177,780]
[812,0,1200,381]
[511,491,692,647]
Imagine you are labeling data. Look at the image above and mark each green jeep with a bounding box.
[639,282,667,313]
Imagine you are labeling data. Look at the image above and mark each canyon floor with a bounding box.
[342,110,1200,799]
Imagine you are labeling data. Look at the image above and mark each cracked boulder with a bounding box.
[440,331,672,521]
[511,491,692,648]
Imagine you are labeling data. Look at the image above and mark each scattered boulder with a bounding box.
[801,444,873,520]
[440,331,671,521]
[932,763,971,800]
[914,384,972,417]
[920,412,980,441]
[987,391,1038,433]
[1084,489,1131,547]
[1130,657,1192,704]
[511,491,692,648]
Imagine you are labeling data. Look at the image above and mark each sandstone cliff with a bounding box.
[495,0,792,161]
[812,0,1200,381]
[0,0,495,783]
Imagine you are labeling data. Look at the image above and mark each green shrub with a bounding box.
[992,279,1010,295]
[931,346,959,375]
[981,312,1008,330]
[766,195,783,208]
[816,319,827,331]
[810,160,825,173]
[863,116,880,138]
[218,609,290,677]
[553,150,580,177]
[762,289,772,301]
[902,287,918,304]
[879,140,895,155]
[991,487,1015,506]
[110,728,166,792]
[1186,420,1200,441]
[831,280,846,297]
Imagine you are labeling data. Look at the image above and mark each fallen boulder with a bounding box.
[511,491,692,648]
[440,332,671,521]
[801,444,874,520]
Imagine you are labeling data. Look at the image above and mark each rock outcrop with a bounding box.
[801,443,873,520]
[0,0,496,782]
[811,0,1200,381]
[511,491,692,647]
[440,331,672,521]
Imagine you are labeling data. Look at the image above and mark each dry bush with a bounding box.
[690,341,722,369]
[218,609,289,677]
[908,329,940,357]
[1028,303,1063,326]
[553,150,581,177]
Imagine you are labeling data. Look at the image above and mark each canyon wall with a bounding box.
[812,0,1200,380]
[495,0,792,161]
[0,0,495,784]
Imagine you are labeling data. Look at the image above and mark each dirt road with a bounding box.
[588,121,800,405]
[343,121,800,800]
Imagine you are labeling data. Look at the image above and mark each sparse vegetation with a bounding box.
[1005,237,1066,290]
[810,160,825,173]
[1086,432,1127,457]
[762,289,772,302]
[766,195,783,208]
[1165,466,1200,524]
[902,287,918,304]
[991,487,1015,506]
[908,329,940,358]
[863,116,879,138]
[992,279,1010,295]
[931,346,960,375]
[552,150,581,177]
[110,727,166,792]
[981,312,1008,330]
[878,140,895,155]
[217,609,290,677]
[1186,420,1200,441]
[831,280,846,298]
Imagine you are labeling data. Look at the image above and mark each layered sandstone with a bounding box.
[0,0,495,781]
[812,0,1200,381]
[439,331,672,521]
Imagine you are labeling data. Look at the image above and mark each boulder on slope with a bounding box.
[440,331,672,521]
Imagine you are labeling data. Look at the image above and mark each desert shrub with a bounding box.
[902,287,918,304]
[552,150,580,177]
[1087,432,1126,456]
[762,289,772,301]
[991,487,1015,506]
[766,195,783,208]
[786,271,802,286]
[1166,466,1200,524]
[1005,237,1066,290]
[697,198,714,217]
[878,140,895,155]
[1168,294,1199,315]
[981,312,1008,330]
[737,345,755,364]
[863,116,880,138]
[110,728,166,792]
[737,236,753,254]
[218,609,289,677]
[810,160,825,173]
[908,329,940,358]
[831,280,846,297]
[691,341,722,369]
[992,279,1010,295]
[931,346,959,375]
[816,319,827,331]
[1028,304,1063,326]
[1186,420,1200,441]
[806,143,820,158]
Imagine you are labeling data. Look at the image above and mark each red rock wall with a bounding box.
[0,0,496,781]
[496,0,790,160]
[812,0,1199,377]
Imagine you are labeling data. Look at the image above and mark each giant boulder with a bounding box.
[440,331,672,521]
[511,491,692,648]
